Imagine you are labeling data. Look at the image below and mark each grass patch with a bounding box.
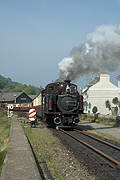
[23,125,90,180]
[80,114,117,127]
[0,110,11,176]
[0,150,7,175]
[24,127,64,179]
[100,121,116,126]
[79,114,94,122]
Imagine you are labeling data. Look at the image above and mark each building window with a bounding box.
[20,98,26,101]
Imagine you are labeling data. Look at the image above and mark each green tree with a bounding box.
[24,85,37,95]
[0,74,41,94]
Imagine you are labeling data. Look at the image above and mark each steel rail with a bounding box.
[60,128,120,169]
[75,129,120,151]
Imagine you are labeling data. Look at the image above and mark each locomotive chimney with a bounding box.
[64,80,71,84]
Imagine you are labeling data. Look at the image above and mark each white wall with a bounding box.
[83,73,119,115]
[33,93,42,106]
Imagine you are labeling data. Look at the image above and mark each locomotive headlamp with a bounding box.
[64,80,71,84]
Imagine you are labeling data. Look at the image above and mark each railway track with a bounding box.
[59,128,120,169]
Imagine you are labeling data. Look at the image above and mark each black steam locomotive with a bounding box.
[40,80,83,127]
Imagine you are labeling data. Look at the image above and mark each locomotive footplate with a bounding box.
[45,112,78,115]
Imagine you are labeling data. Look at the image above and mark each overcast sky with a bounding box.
[0,0,120,88]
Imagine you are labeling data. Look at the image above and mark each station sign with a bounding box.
[8,104,14,117]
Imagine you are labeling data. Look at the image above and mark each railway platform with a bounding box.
[1,116,42,180]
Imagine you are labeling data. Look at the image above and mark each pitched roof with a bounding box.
[100,72,108,74]
[82,73,118,93]
[0,92,30,102]
[117,75,120,80]
[29,94,37,100]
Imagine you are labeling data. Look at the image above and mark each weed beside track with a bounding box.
[23,121,95,180]
[0,110,11,175]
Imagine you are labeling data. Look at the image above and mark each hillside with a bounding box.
[0,75,42,95]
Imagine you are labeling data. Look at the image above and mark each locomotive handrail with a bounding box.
[58,94,77,97]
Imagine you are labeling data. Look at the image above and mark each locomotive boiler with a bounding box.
[41,80,83,127]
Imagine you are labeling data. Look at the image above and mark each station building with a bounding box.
[32,92,42,106]
[0,92,35,108]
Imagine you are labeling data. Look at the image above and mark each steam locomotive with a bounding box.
[38,80,83,127]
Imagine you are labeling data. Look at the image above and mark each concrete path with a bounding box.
[80,121,120,141]
[1,117,41,180]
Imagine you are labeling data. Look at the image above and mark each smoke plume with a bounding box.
[57,25,120,81]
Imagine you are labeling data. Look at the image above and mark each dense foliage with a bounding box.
[0,75,43,95]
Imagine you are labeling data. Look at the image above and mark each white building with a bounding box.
[83,73,119,115]
[32,93,42,106]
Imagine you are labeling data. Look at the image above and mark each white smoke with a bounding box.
[58,57,73,81]
[58,25,120,81]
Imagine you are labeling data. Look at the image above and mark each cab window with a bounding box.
[70,86,76,93]
[48,86,54,93]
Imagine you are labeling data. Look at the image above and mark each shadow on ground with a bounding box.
[78,123,118,131]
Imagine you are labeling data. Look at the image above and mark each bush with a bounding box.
[91,119,95,122]
[95,119,100,123]
[0,109,6,117]
[92,106,98,114]
[17,112,27,118]
[108,122,116,126]
[79,114,87,120]
[86,117,92,121]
